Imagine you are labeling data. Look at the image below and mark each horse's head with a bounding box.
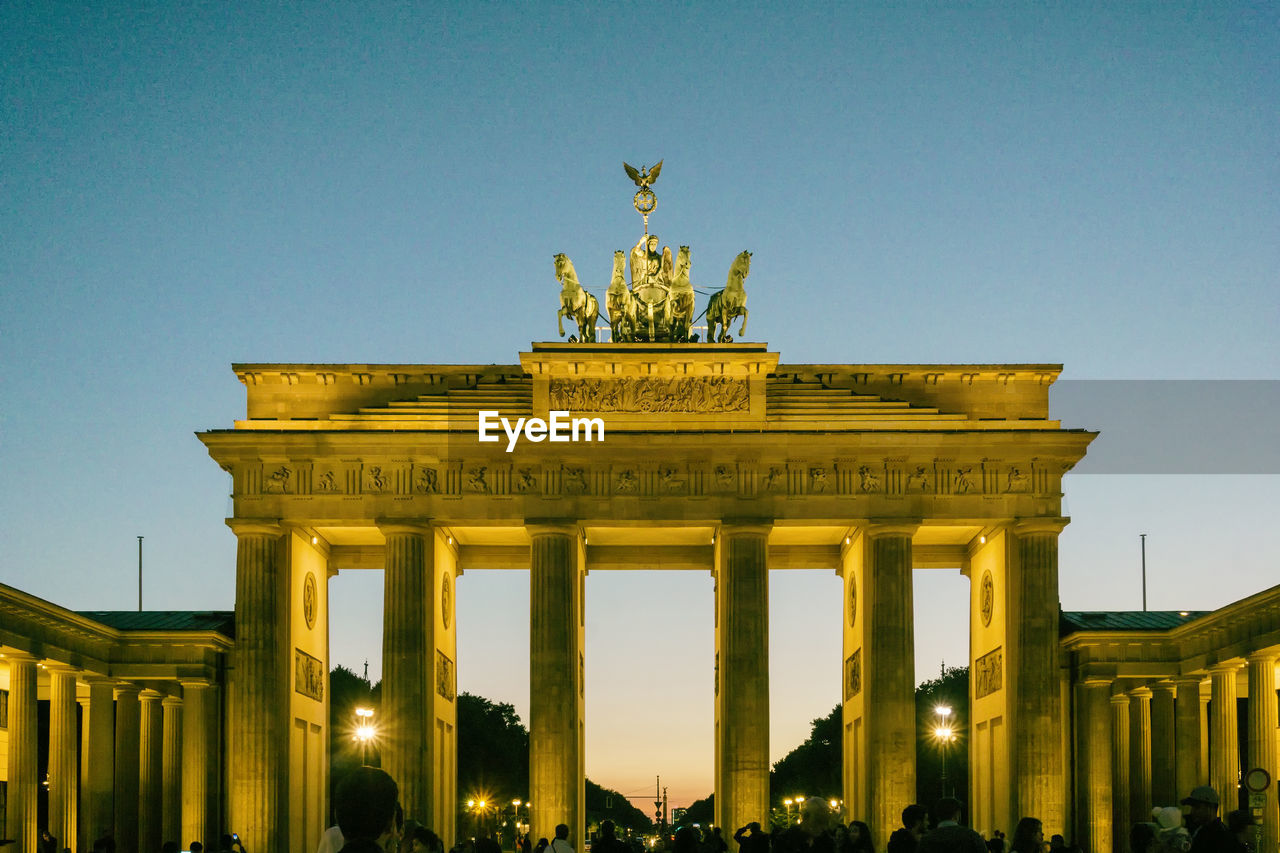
[676,245,691,273]
[612,249,626,274]
[727,250,752,287]
[554,253,576,285]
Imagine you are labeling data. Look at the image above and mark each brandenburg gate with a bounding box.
[199,343,1093,851]
[196,165,1094,851]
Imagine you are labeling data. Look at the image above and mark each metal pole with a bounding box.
[137,535,144,611]
[1140,533,1147,611]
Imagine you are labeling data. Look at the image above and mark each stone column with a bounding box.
[380,522,434,818]
[1150,683,1177,807]
[1129,686,1153,818]
[864,524,916,847]
[4,651,38,853]
[1208,662,1241,812]
[83,676,116,844]
[529,522,585,844]
[714,522,771,836]
[1173,677,1204,800]
[1246,651,1278,853]
[1076,679,1113,853]
[1011,520,1067,834]
[162,695,184,847]
[140,688,165,853]
[47,664,80,852]
[1110,692,1131,843]
[228,520,287,851]
[114,682,142,853]
[181,678,217,849]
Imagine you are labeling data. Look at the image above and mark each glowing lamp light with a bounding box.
[829,799,839,809]
[935,705,952,717]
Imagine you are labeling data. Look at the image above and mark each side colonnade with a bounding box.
[0,649,221,853]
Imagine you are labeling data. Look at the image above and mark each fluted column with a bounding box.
[48,664,80,852]
[864,524,917,847]
[181,678,217,849]
[1247,651,1278,853]
[228,520,287,852]
[1173,677,1204,799]
[714,522,772,836]
[1209,662,1242,812]
[83,676,116,844]
[139,688,165,852]
[1012,520,1066,834]
[162,695,183,847]
[1076,679,1113,853]
[529,522,585,845]
[1150,683,1177,807]
[380,522,434,818]
[1129,686,1153,817]
[1110,692,1131,845]
[4,651,38,853]
[114,682,142,853]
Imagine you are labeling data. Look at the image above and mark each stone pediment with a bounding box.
[229,343,1068,432]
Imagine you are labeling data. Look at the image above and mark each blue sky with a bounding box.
[1,2,1276,806]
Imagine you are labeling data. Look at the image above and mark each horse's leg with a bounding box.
[738,306,748,336]
[558,307,566,337]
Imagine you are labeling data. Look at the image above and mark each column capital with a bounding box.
[226,518,283,537]
[377,520,434,537]
[1081,676,1114,688]
[1208,660,1245,675]
[1110,692,1131,706]
[139,688,164,701]
[525,519,579,538]
[162,695,183,709]
[1012,517,1069,536]
[864,520,920,538]
[718,519,773,536]
[43,661,81,676]
[1246,648,1280,665]
[1151,681,1178,696]
[114,681,142,698]
[178,677,214,690]
[1171,675,1204,687]
[1,648,39,664]
[1129,685,1153,699]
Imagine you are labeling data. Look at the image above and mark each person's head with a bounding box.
[162,843,181,853]
[336,766,400,843]
[647,235,658,252]
[555,824,570,841]
[535,838,549,853]
[1128,822,1156,853]
[1180,785,1220,826]
[935,798,963,824]
[849,821,872,851]
[799,797,833,835]
[1010,818,1043,852]
[901,804,927,834]
[601,821,617,840]
[191,844,204,853]
[1048,836,1064,851]
[1226,809,1254,840]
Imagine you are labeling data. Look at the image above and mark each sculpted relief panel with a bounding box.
[549,376,749,413]
[236,457,1068,500]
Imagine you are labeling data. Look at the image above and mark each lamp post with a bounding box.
[354,706,375,765]
[783,798,793,827]
[932,705,957,798]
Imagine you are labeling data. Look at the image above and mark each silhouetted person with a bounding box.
[918,798,984,853]
[888,805,927,853]
[594,821,629,853]
[1008,818,1043,853]
[1183,785,1231,853]
[162,842,182,853]
[550,824,574,853]
[334,766,400,852]
[734,823,769,853]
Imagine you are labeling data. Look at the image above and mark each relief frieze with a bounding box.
[549,376,749,413]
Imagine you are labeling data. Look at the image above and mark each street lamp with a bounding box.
[354,707,376,765]
[932,705,957,798]
[783,798,793,826]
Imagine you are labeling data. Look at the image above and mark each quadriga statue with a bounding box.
[705,250,751,343]
[554,253,600,343]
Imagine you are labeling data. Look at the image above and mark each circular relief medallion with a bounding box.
[633,188,656,213]
[303,572,317,630]
[848,575,858,626]
[980,570,994,627]
[441,573,452,629]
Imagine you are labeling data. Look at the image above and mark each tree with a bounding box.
[586,779,655,834]
[770,706,843,809]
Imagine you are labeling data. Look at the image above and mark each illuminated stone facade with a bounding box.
[3,342,1276,853]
